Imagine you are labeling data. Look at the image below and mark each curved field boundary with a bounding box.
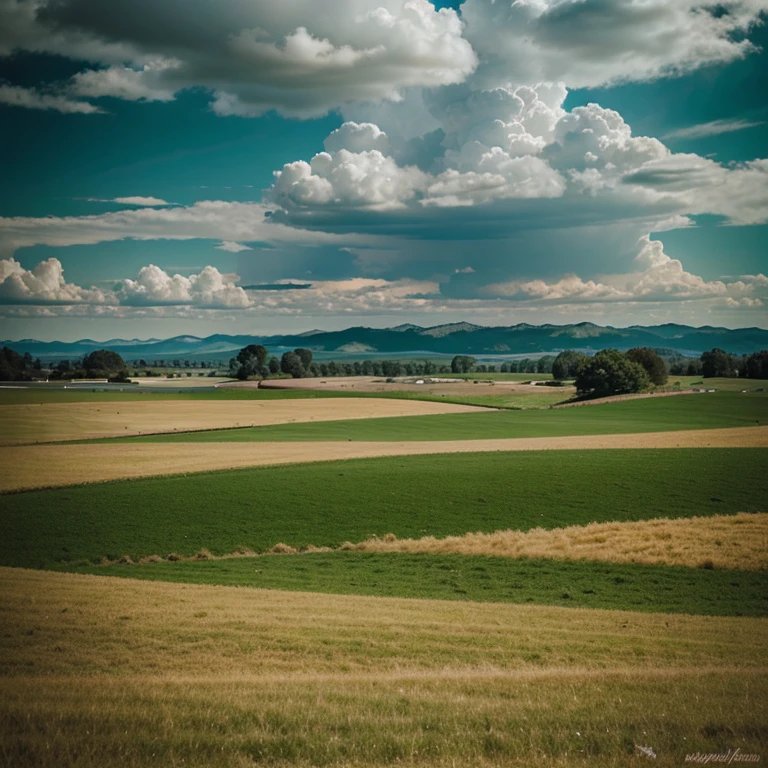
[1,425,765,492]
[101,513,768,572]
[0,397,485,446]
[553,389,699,407]
[337,512,768,571]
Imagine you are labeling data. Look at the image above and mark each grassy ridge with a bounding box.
[91,391,768,443]
[75,553,768,616]
[2,449,764,569]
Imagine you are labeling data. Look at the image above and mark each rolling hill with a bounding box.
[3,321,767,361]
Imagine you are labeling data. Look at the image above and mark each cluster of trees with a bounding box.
[229,349,558,380]
[131,359,220,370]
[48,350,131,382]
[698,348,768,379]
[553,347,668,393]
[548,347,671,398]
[1,346,134,382]
[665,349,768,379]
[573,349,654,398]
[230,345,316,379]
[452,356,556,374]
[0,347,42,381]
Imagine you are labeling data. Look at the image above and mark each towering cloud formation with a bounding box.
[267,85,768,229]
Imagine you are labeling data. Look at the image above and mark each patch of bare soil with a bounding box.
[2,426,765,492]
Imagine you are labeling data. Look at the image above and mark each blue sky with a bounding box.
[1,0,766,341]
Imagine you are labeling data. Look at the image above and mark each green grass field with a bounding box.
[72,552,768,616]
[0,385,562,411]
[89,391,767,444]
[2,449,764,570]
[668,376,768,392]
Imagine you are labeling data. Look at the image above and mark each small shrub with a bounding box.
[230,546,256,557]
[269,542,298,554]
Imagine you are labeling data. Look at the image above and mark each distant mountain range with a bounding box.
[4,322,768,361]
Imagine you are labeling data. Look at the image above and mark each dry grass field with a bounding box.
[0,397,484,445]
[1,425,765,491]
[99,511,767,570]
[1,567,766,767]
[342,512,768,570]
[258,375,576,398]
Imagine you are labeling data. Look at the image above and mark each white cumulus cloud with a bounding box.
[117,264,251,308]
[0,257,108,304]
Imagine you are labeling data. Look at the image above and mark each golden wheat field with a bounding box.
[0,397,483,445]
[1,567,766,768]
[1,424,765,491]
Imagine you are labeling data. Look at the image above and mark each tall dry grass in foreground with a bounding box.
[1,567,766,767]
[344,512,768,570]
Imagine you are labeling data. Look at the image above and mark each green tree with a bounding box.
[575,349,650,398]
[281,351,305,378]
[82,349,127,376]
[450,355,476,373]
[294,348,313,372]
[552,350,587,380]
[744,350,768,379]
[626,347,668,386]
[701,348,737,378]
[268,356,280,375]
[0,346,29,381]
[236,345,269,379]
[536,356,554,374]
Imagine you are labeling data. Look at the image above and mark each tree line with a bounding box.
[0,347,131,382]
[553,346,768,399]
[2,343,767,388]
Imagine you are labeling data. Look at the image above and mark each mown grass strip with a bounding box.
[88,391,768,443]
[72,552,768,616]
[2,449,764,569]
